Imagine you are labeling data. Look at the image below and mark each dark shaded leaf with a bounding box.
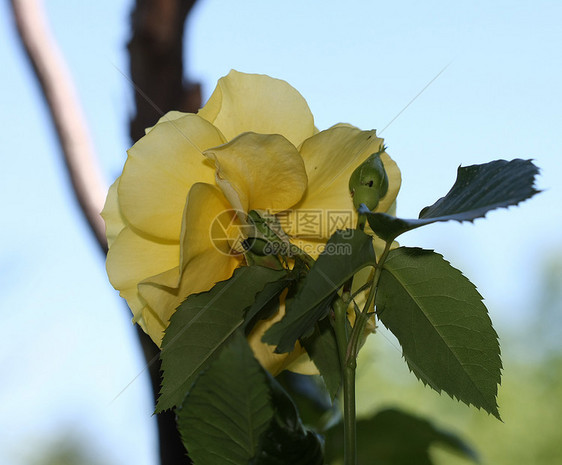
[276,372,335,429]
[177,332,273,465]
[324,408,479,465]
[244,277,293,331]
[376,247,502,418]
[363,159,540,241]
[302,319,342,400]
[263,229,376,353]
[252,420,324,465]
[157,266,286,411]
[252,374,324,465]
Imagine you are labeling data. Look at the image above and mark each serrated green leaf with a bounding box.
[376,247,502,418]
[177,332,274,465]
[324,408,479,465]
[263,229,376,353]
[244,277,293,331]
[362,159,540,241]
[157,265,286,412]
[302,319,341,400]
[252,374,324,465]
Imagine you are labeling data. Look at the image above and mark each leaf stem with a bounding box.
[347,241,392,361]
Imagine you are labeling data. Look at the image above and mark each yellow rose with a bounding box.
[102,70,401,375]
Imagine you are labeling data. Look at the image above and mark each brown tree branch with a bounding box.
[128,1,200,464]
[128,0,201,143]
[10,0,108,253]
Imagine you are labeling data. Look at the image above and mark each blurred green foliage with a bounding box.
[23,433,108,465]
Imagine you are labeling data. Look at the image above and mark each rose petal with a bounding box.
[205,132,307,213]
[118,114,225,241]
[285,352,321,375]
[198,70,315,148]
[139,249,242,347]
[144,111,189,134]
[247,299,318,376]
[101,177,126,248]
[137,302,170,346]
[119,287,148,324]
[105,226,180,342]
[138,183,243,346]
[118,288,169,343]
[180,182,243,265]
[106,227,179,292]
[285,126,401,239]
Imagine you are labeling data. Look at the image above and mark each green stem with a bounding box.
[338,240,392,465]
[333,296,348,385]
[343,359,357,465]
[335,238,393,465]
[332,296,356,465]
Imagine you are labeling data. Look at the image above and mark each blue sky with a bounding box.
[1,1,561,464]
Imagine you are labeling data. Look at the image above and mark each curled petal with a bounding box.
[101,177,126,248]
[106,226,180,340]
[138,183,243,346]
[118,114,225,241]
[137,302,171,346]
[205,132,307,213]
[247,299,318,376]
[139,247,241,346]
[198,70,315,148]
[119,287,149,326]
[180,183,243,266]
[119,288,167,343]
[106,227,179,293]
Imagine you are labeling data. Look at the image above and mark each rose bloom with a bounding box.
[102,70,400,374]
